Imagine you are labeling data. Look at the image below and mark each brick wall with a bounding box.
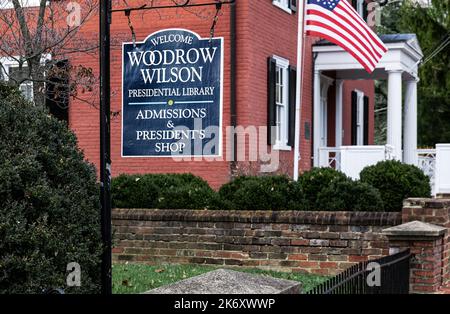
[402,198,450,284]
[112,209,401,275]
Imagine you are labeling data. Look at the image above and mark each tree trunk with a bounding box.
[29,56,45,108]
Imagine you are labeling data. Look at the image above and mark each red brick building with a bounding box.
[1,0,380,189]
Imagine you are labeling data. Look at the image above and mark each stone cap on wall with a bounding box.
[112,208,401,226]
[383,221,448,238]
[404,198,450,209]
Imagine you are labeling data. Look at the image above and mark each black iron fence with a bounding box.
[308,249,412,294]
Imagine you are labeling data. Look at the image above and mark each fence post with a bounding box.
[402,198,450,284]
[383,221,447,294]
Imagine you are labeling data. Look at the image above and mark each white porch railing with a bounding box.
[434,144,450,195]
[318,147,341,169]
[318,145,394,180]
[319,144,450,196]
[417,149,436,195]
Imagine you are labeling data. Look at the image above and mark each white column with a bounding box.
[313,70,321,167]
[387,70,403,161]
[335,79,344,147]
[403,79,418,165]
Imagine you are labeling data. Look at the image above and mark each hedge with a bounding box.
[219,175,306,210]
[360,160,431,211]
[112,173,218,210]
[111,163,430,212]
[299,167,350,210]
[315,180,384,211]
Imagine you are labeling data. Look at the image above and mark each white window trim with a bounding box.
[272,55,291,151]
[320,75,334,148]
[0,54,52,101]
[356,0,365,18]
[354,89,365,146]
[0,0,41,9]
[272,0,292,14]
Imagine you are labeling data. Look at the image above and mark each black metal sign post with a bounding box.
[99,0,112,296]
[99,0,236,295]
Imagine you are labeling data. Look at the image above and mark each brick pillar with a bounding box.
[383,221,448,294]
[402,198,450,284]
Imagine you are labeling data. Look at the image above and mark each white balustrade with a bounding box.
[318,147,341,169]
[435,144,450,195]
[417,149,436,195]
[339,146,387,180]
[318,145,394,180]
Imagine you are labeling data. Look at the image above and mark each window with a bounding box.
[268,55,296,151]
[352,0,368,21]
[46,59,70,123]
[272,0,297,14]
[0,0,41,9]
[10,66,34,101]
[356,91,364,145]
[1,54,51,102]
[0,58,34,101]
[351,90,369,146]
[275,58,289,148]
[356,0,364,17]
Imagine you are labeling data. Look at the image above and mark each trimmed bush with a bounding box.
[219,176,306,210]
[111,173,218,210]
[111,174,158,208]
[315,180,384,211]
[218,176,257,203]
[0,83,102,293]
[157,177,217,210]
[299,167,350,209]
[360,160,431,211]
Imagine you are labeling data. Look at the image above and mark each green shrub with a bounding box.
[360,160,431,211]
[0,83,102,293]
[219,176,306,210]
[218,176,258,203]
[111,173,217,210]
[299,168,350,209]
[157,181,217,210]
[111,174,158,208]
[315,180,384,211]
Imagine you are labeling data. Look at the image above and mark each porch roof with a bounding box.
[312,33,423,81]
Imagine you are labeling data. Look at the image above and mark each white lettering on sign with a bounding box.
[127,47,218,84]
[122,29,223,158]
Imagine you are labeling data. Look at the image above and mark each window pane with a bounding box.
[19,84,33,101]
[9,66,29,83]
[279,84,283,103]
[276,106,282,123]
[273,58,289,147]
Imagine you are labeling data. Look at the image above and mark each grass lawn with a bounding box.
[112,263,328,294]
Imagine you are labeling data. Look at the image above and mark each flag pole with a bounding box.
[293,0,307,181]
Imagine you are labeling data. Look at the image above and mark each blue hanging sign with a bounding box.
[122,29,223,157]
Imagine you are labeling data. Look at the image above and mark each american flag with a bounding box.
[305,0,388,73]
